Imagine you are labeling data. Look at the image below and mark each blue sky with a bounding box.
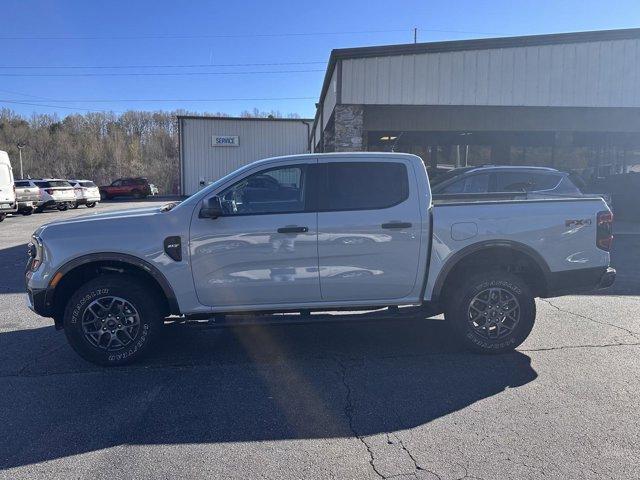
[1,0,638,118]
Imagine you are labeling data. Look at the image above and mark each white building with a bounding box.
[178,116,312,195]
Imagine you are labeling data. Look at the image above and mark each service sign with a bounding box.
[212,135,239,147]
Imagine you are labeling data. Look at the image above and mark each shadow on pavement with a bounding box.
[0,317,537,469]
[0,243,28,293]
[589,234,640,296]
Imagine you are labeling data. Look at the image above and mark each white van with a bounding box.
[0,150,17,221]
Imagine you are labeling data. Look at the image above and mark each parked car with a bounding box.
[0,150,17,222]
[14,180,40,215]
[99,177,158,200]
[431,165,585,196]
[30,179,76,212]
[68,179,100,208]
[26,153,615,366]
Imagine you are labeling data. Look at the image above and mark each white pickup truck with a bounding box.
[26,153,615,365]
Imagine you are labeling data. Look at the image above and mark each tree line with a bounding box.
[0,108,300,194]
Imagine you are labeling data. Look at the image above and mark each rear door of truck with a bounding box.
[316,157,423,302]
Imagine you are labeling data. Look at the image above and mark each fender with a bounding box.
[430,240,552,301]
[46,252,181,316]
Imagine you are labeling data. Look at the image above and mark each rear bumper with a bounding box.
[0,202,17,213]
[597,267,616,289]
[544,266,616,297]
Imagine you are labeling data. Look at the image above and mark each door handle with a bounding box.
[381,222,412,229]
[277,226,309,234]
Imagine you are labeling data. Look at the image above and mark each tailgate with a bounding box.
[16,187,40,202]
[51,187,76,200]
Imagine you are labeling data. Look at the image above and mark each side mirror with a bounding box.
[200,196,223,219]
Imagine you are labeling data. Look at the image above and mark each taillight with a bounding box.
[596,211,613,251]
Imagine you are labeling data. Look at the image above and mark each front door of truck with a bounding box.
[316,159,423,302]
[190,160,320,308]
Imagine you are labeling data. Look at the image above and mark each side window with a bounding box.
[219,165,305,215]
[323,162,408,211]
[494,172,561,192]
[111,180,122,186]
[440,174,490,194]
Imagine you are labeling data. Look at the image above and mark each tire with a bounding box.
[444,271,536,354]
[63,274,163,366]
[58,204,68,211]
[86,202,96,208]
[20,208,34,216]
[0,213,5,222]
[71,203,79,209]
[132,189,143,199]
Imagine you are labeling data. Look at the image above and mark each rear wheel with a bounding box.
[0,213,5,222]
[86,202,96,208]
[444,271,535,354]
[71,203,79,209]
[63,274,163,366]
[132,189,144,199]
[57,203,68,211]
[20,207,34,216]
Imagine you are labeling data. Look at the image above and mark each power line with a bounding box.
[0,61,327,69]
[0,69,325,78]
[0,27,514,41]
[6,96,317,103]
[0,28,411,40]
[0,98,123,114]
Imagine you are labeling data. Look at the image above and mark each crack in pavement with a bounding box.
[335,357,443,480]
[521,342,640,352]
[336,357,386,479]
[540,298,640,340]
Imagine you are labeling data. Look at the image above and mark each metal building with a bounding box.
[178,116,312,195]
[310,28,640,176]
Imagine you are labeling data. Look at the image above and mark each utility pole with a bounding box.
[16,143,25,179]
[413,27,417,43]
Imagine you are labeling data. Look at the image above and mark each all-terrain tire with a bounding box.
[63,274,163,366]
[444,271,536,354]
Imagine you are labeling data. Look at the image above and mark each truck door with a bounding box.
[317,159,423,302]
[190,159,321,307]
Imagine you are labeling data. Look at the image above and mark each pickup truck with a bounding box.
[25,153,616,366]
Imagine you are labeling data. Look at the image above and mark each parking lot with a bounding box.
[0,200,639,479]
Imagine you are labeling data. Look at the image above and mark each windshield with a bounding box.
[160,201,181,212]
[35,180,70,188]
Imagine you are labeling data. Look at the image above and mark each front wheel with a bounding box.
[0,213,5,222]
[444,271,535,354]
[63,274,163,366]
[86,202,96,208]
[58,204,68,211]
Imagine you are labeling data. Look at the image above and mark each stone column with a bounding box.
[333,104,365,151]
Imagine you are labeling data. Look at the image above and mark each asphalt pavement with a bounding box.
[0,200,638,479]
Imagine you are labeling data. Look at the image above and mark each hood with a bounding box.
[41,206,162,229]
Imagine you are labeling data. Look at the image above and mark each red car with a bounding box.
[99,177,158,199]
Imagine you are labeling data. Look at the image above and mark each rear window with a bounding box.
[79,181,97,187]
[35,181,70,188]
[15,180,30,187]
[323,162,409,211]
[494,172,561,192]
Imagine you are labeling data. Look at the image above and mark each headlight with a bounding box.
[27,234,44,272]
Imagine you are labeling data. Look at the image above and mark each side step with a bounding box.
[168,305,441,329]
